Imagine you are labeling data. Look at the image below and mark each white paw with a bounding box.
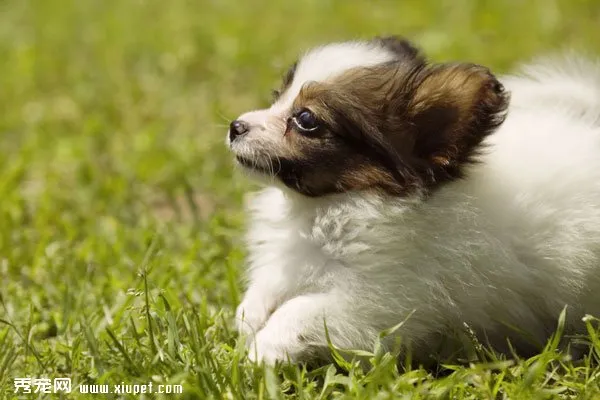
[247,327,304,364]
[235,298,270,337]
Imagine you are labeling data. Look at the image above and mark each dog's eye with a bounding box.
[293,109,319,132]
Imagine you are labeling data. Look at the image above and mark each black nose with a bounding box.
[229,120,249,141]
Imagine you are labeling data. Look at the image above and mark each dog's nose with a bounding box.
[229,120,249,141]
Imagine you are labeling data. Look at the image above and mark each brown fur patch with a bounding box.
[409,63,508,177]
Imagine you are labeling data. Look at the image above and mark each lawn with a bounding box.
[1,0,600,398]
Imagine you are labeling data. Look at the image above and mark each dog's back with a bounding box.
[454,58,600,344]
[503,56,600,124]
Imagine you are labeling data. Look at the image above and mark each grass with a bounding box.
[1,0,600,398]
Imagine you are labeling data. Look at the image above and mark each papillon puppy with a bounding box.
[227,36,600,365]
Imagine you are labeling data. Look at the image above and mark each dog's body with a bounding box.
[228,38,600,364]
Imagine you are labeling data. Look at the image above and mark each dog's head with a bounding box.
[227,36,509,197]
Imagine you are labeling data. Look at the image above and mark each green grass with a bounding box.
[1,0,600,398]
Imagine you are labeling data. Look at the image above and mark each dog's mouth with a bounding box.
[235,155,274,175]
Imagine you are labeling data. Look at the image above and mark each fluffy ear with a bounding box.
[407,63,509,181]
[371,35,423,61]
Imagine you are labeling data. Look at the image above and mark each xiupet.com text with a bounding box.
[14,378,183,395]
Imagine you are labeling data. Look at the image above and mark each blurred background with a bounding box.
[1,0,599,392]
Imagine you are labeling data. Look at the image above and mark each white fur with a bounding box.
[233,44,600,364]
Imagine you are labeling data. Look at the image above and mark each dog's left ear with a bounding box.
[406,63,509,181]
[372,35,423,61]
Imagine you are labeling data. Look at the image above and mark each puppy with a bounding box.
[227,36,600,365]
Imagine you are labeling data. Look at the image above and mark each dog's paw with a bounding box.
[235,298,270,337]
[247,327,304,364]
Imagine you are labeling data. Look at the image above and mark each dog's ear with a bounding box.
[372,36,423,61]
[405,63,509,181]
